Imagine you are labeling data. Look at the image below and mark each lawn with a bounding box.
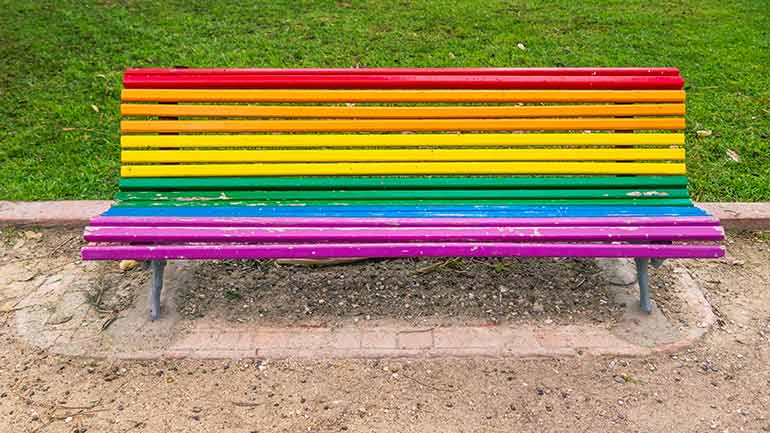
[0,0,768,202]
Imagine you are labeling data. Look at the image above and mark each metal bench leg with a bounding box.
[635,258,652,313]
[149,260,167,321]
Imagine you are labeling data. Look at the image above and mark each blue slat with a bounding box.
[102,205,709,219]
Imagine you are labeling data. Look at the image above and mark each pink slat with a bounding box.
[125,67,681,76]
[87,216,720,228]
[122,74,684,90]
[83,225,724,243]
[81,243,725,261]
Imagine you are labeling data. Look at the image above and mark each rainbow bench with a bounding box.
[81,67,725,320]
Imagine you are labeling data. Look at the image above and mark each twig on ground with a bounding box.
[48,234,80,257]
[415,257,460,274]
[100,314,119,332]
[399,372,457,393]
[121,420,148,433]
[230,401,261,407]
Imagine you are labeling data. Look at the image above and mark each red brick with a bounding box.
[361,328,397,349]
[327,329,362,349]
[396,329,434,350]
[433,327,504,349]
[254,328,328,349]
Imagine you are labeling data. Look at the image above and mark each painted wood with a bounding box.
[123,74,684,90]
[120,133,685,149]
[88,215,722,228]
[115,188,688,202]
[81,242,724,261]
[120,161,686,177]
[84,68,725,267]
[84,225,725,243]
[121,148,685,164]
[100,205,709,218]
[120,118,684,133]
[120,103,686,118]
[125,67,681,76]
[118,176,690,191]
[113,198,693,208]
[121,89,686,103]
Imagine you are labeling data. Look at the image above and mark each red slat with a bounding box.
[122,74,684,90]
[124,67,681,76]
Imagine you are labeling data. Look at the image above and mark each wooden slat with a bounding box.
[126,67,682,76]
[87,215,722,228]
[84,225,723,243]
[118,176,690,191]
[120,133,685,149]
[123,74,684,90]
[115,188,689,202]
[100,204,710,218]
[121,161,686,177]
[120,118,684,133]
[81,243,725,261]
[121,148,685,164]
[121,89,687,103]
[114,198,693,207]
[120,103,686,118]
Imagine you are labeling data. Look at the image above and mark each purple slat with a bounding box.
[81,243,725,261]
[87,216,721,228]
[83,225,725,243]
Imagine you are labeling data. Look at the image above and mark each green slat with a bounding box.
[116,188,689,202]
[114,198,693,208]
[118,176,689,191]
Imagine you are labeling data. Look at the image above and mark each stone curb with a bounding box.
[0,201,111,226]
[2,201,770,230]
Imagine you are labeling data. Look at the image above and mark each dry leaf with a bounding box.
[726,149,741,163]
[23,230,42,240]
[696,129,712,138]
[119,259,139,271]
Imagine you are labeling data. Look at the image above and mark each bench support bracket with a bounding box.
[634,257,665,314]
[149,260,167,321]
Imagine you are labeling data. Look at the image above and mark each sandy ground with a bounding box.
[0,227,768,432]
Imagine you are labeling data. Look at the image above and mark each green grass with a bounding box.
[1,0,768,201]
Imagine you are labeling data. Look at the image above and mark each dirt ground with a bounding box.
[183,255,620,327]
[0,227,768,433]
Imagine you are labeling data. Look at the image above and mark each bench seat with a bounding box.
[84,211,723,261]
[82,67,725,319]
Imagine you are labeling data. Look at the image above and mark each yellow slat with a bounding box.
[122,89,686,103]
[121,133,685,148]
[121,118,684,133]
[121,103,686,118]
[121,162,686,177]
[122,148,685,163]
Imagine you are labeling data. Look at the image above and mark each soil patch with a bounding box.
[180,256,622,327]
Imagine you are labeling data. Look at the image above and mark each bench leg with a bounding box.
[149,260,167,321]
[634,258,652,313]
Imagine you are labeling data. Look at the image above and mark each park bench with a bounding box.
[81,67,725,320]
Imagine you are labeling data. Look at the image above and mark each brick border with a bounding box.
[2,200,769,230]
[148,265,715,360]
[22,262,714,361]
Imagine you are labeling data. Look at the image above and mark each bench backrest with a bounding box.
[117,68,689,208]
